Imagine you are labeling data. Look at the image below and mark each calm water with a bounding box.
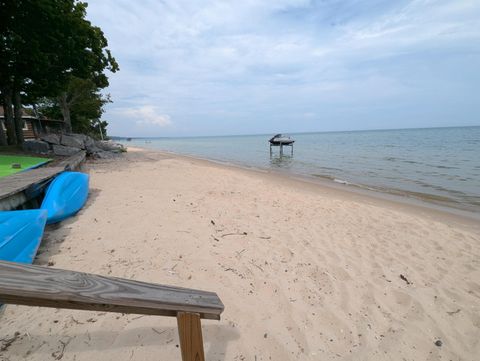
[125,127,480,212]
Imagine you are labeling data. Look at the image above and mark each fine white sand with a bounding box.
[1,148,479,361]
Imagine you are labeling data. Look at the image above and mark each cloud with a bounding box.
[86,0,480,136]
[120,106,172,127]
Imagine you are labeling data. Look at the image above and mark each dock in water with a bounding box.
[269,134,295,156]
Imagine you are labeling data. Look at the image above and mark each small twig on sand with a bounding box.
[52,338,72,360]
[131,315,145,321]
[447,309,461,315]
[399,274,411,285]
[235,249,246,257]
[70,316,84,325]
[151,328,167,336]
[259,236,271,239]
[0,332,21,352]
[249,260,264,272]
[221,232,248,238]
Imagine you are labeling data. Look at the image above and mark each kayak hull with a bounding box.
[41,171,89,224]
[0,209,48,264]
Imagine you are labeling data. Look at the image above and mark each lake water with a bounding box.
[123,127,480,213]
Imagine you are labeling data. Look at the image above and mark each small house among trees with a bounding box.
[0,108,65,140]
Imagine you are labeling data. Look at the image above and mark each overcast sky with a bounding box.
[86,0,480,137]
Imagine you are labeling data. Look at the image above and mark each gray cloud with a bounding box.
[87,0,480,136]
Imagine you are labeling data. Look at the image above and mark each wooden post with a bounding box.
[177,312,205,361]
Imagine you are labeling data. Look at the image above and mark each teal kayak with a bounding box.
[41,171,89,224]
[0,209,48,264]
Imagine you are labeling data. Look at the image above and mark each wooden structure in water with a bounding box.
[0,151,85,210]
[269,134,294,156]
[0,260,224,361]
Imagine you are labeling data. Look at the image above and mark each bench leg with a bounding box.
[177,312,205,361]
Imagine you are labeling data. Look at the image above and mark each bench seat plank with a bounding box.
[0,261,224,320]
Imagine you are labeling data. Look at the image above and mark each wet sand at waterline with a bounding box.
[1,147,479,361]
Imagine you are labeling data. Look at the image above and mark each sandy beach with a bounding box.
[1,147,479,361]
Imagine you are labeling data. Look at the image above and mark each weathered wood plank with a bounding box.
[177,312,205,361]
[0,261,224,320]
[57,151,86,171]
[0,167,64,200]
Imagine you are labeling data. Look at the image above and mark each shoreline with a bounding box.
[127,146,480,228]
[120,126,480,215]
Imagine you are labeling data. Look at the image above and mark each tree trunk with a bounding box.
[0,93,7,144]
[13,90,24,144]
[0,120,7,146]
[1,87,17,145]
[59,92,72,133]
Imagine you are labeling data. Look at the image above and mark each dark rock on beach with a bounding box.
[61,134,85,149]
[22,139,50,154]
[52,144,80,156]
[40,133,61,145]
[21,132,126,159]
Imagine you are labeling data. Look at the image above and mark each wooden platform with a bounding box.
[0,151,86,210]
[0,167,64,200]
[57,150,86,171]
[0,167,65,210]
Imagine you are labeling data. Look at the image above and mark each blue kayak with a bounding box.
[0,209,48,264]
[41,171,89,224]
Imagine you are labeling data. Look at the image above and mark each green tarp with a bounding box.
[0,155,51,178]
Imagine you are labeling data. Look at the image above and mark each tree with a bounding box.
[0,0,118,143]
[0,120,6,146]
[52,2,118,132]
[0,90,8,146]
[38,76,112,138]
[57,77,109,134]
[0,0,19,145]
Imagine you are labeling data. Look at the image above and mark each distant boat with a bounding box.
[126,137,132,141]
[269,134,295,145]
[41,171,89,224]
[0,209,47,264]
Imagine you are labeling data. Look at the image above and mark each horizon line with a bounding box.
[110,124,480,139]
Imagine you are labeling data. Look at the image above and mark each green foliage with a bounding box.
[37,76,112,138]
[0,0,118,143]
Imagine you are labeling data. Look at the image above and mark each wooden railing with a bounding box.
[0,260,224,361]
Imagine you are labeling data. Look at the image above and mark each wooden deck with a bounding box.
[0,166,65,201]
[57,150,86,171]
[0,167,65,210]
[0,151,86,210]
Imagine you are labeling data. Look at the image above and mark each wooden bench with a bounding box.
[0,260,224,361]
